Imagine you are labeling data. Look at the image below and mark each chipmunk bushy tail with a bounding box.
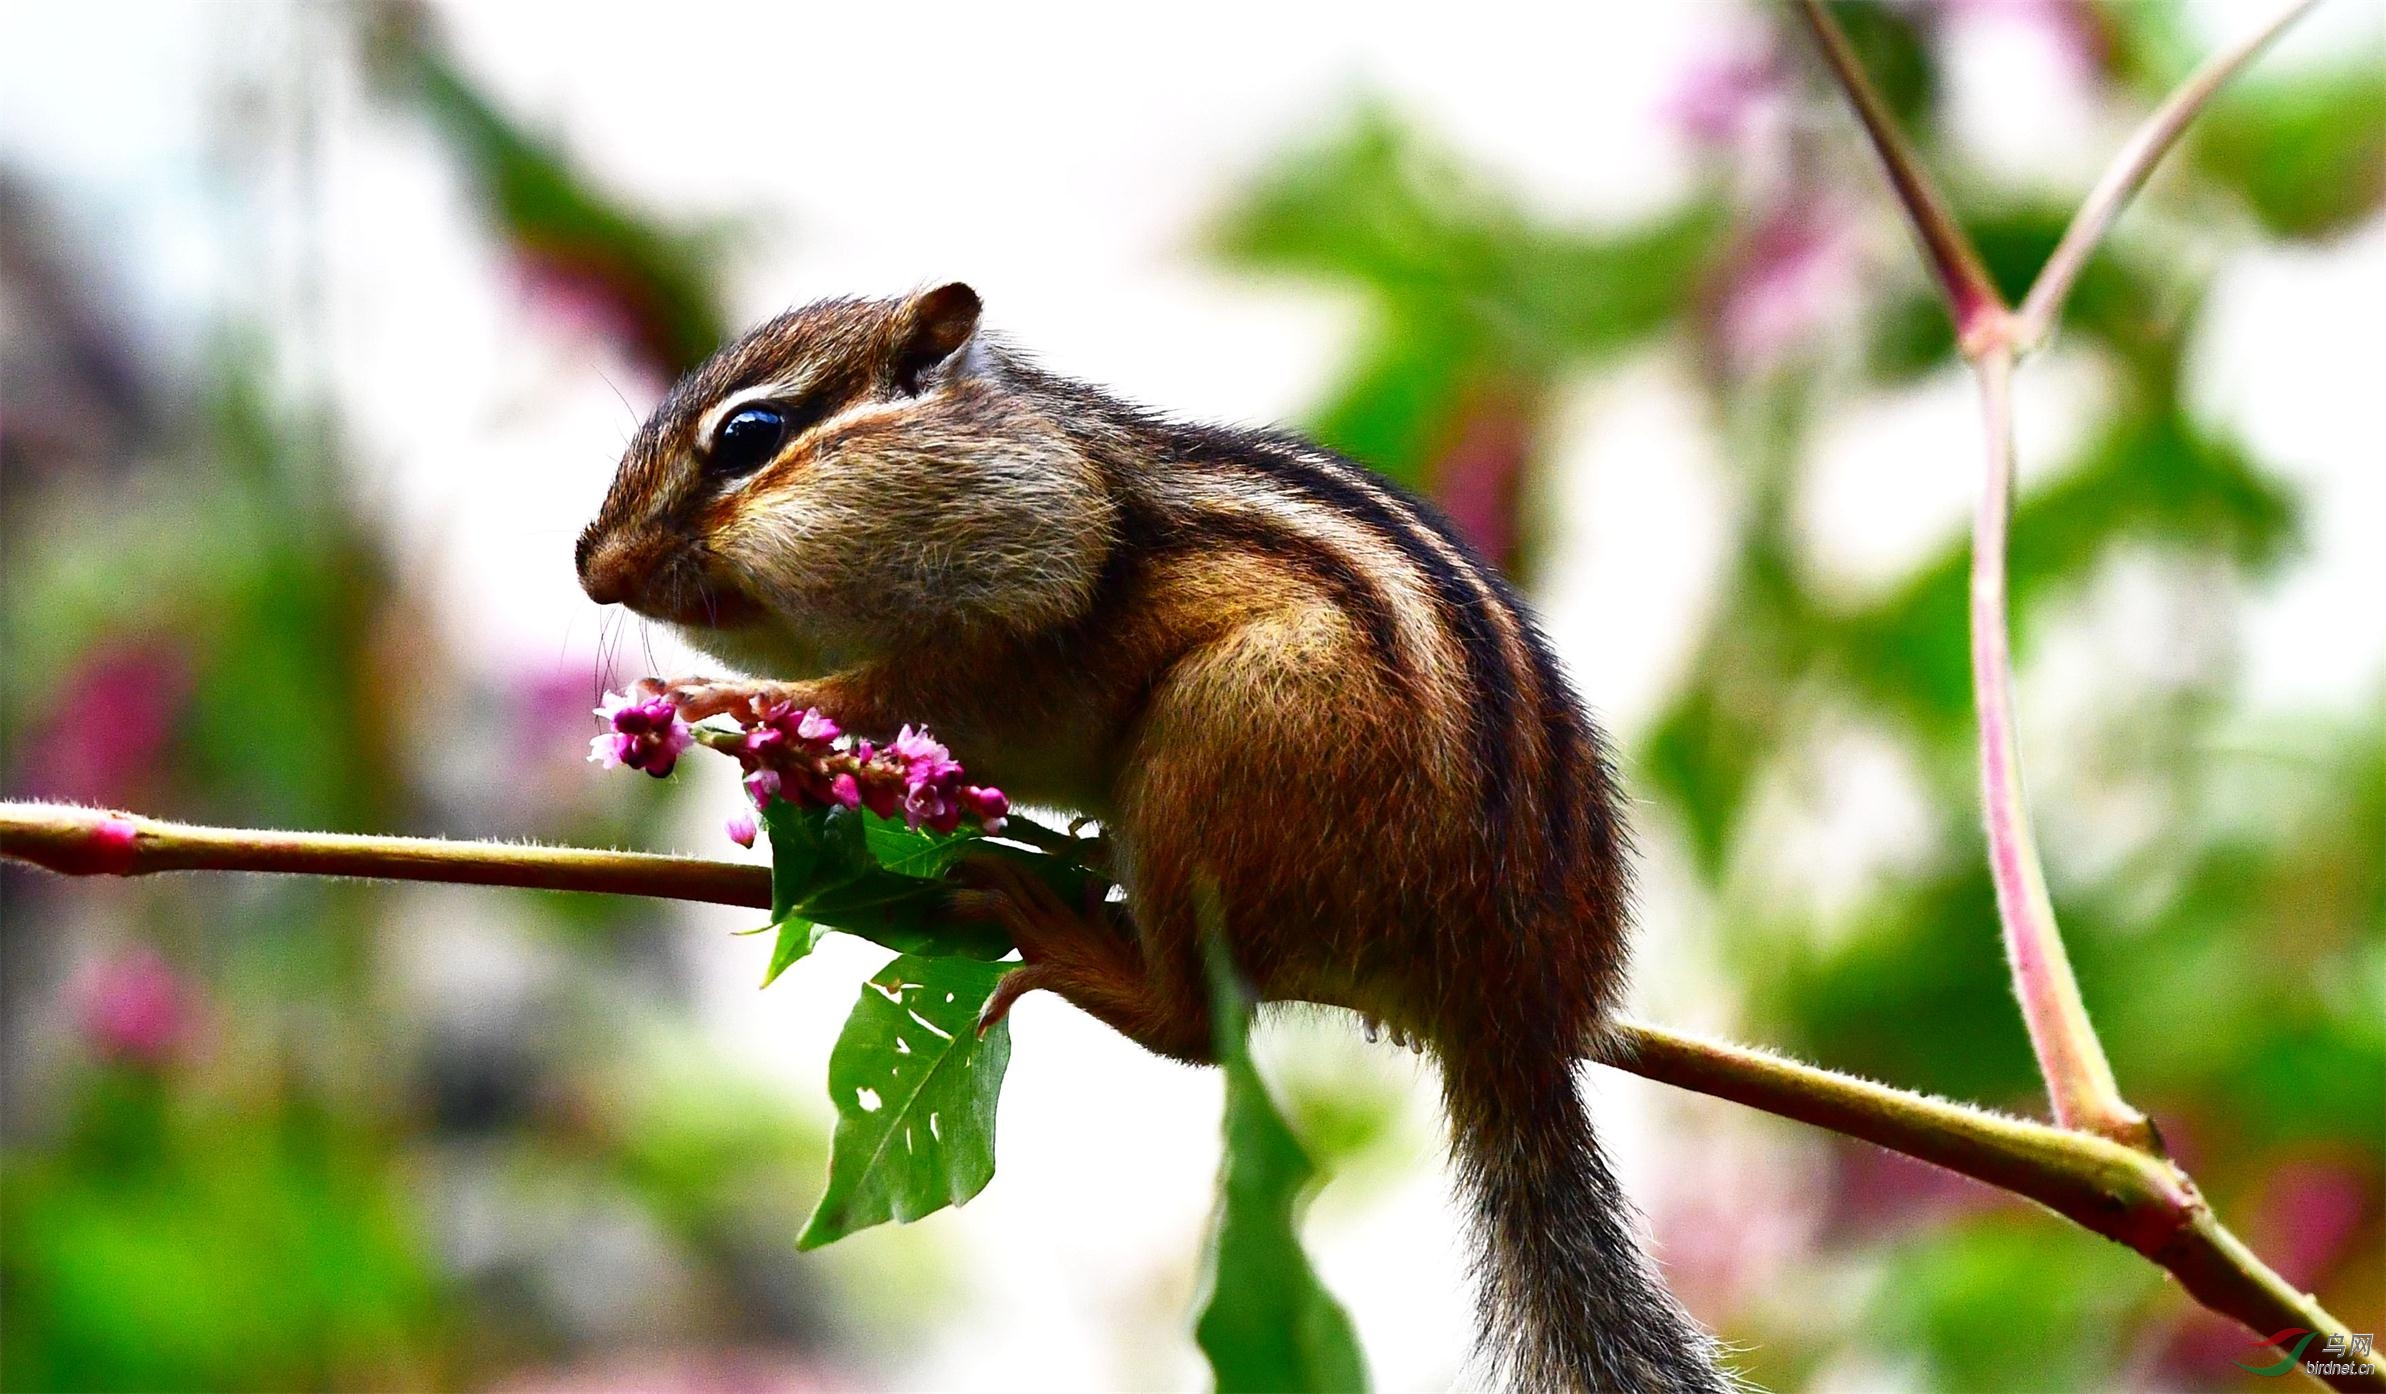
[1439,1030,1733,1393]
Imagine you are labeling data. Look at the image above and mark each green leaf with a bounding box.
[796,954,1015,1249]
[760,920,828,989]
[794,873,1013,962]
[755,802,877,984]
[763,802,876,913]
[755,802,1021,974]
[1194,938,1370,1394]
[862,817,981,879]
[2194,66,2386,240]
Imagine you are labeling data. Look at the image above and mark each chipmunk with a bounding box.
[577,284,1730,1393]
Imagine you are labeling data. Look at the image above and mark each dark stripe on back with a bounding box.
[1196,432,1524,838]
[1278,445,1609,908]
[1143,505,1419,704]
[1013,358,1574,871]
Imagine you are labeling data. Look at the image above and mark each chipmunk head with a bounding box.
[577,284,1116,676]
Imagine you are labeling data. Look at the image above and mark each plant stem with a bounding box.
[1792,0,2008,352]
[0,801,770,908]
[1612,1022,2384,1392]
[4,800,2377,1387]
[1969,349,2149,1147]
[2012,0,2322,354]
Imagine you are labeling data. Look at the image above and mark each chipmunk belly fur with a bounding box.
[578,285,1732,1393]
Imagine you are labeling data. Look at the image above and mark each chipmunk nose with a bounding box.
[577,531,637,607]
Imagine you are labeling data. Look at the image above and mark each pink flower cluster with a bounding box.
[726,701,1009,843]
[588,692,694,777]
[588,690,1009,846]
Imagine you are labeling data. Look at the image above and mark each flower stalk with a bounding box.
[1970,347,2151,1147]
[2011,0,2323,354]
[1793,0,2318,1151]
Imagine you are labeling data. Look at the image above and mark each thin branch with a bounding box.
[1970,349,2149,1147]
[4,801,2378,1387]
[0,802,771,908]
[2013,0,2321,353]
[1792,0,2008,352]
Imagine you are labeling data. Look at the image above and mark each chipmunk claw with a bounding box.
[632,676,813,722]
[977,962,1062,1035]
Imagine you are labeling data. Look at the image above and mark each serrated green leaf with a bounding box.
[862,817,981,878]
[1194,937,1370,1394]
[797,954,1014,1249]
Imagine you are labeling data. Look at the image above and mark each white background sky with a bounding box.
[4,2,2380,1389]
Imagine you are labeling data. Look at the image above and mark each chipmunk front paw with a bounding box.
[632,676,820,723]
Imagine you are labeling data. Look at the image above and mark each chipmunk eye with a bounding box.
[709,404,788,478]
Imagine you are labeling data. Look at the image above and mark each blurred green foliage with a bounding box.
[2,1070,446,1393]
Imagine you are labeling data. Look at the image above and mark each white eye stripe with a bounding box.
[698,380,809,448]
[693,392,919,496]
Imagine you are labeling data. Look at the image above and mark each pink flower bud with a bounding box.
[724,811,759,848]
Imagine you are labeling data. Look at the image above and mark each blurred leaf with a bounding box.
[1,1073,447,1393]
[1838,409,2298,742]
[1869,1216,2158,1392]
[2194,67,2386,240]
[363,6,730,376]
[1195,938,1371,1394]
[1823,1,1938,127]
[1215,106,1721,494]
[797,954,1013,1249]
[1746,858,2048,1105]
[1639,445,1820,878]
[1306,306,1485,487]
[1644,677,1775,876]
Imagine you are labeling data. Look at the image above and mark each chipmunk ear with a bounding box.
[891,282,982,391]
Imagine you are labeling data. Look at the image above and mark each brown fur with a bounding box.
[578,286,1731,1392]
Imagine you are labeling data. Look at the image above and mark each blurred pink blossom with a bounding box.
[74,946,195,1068]
[1431,389,1536,571]
[1665,33,1785,151]
[1711,203,1864,376]
[16,643,190,804]
[2143,1155,2376,1383]
[493,1348,845,1394]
